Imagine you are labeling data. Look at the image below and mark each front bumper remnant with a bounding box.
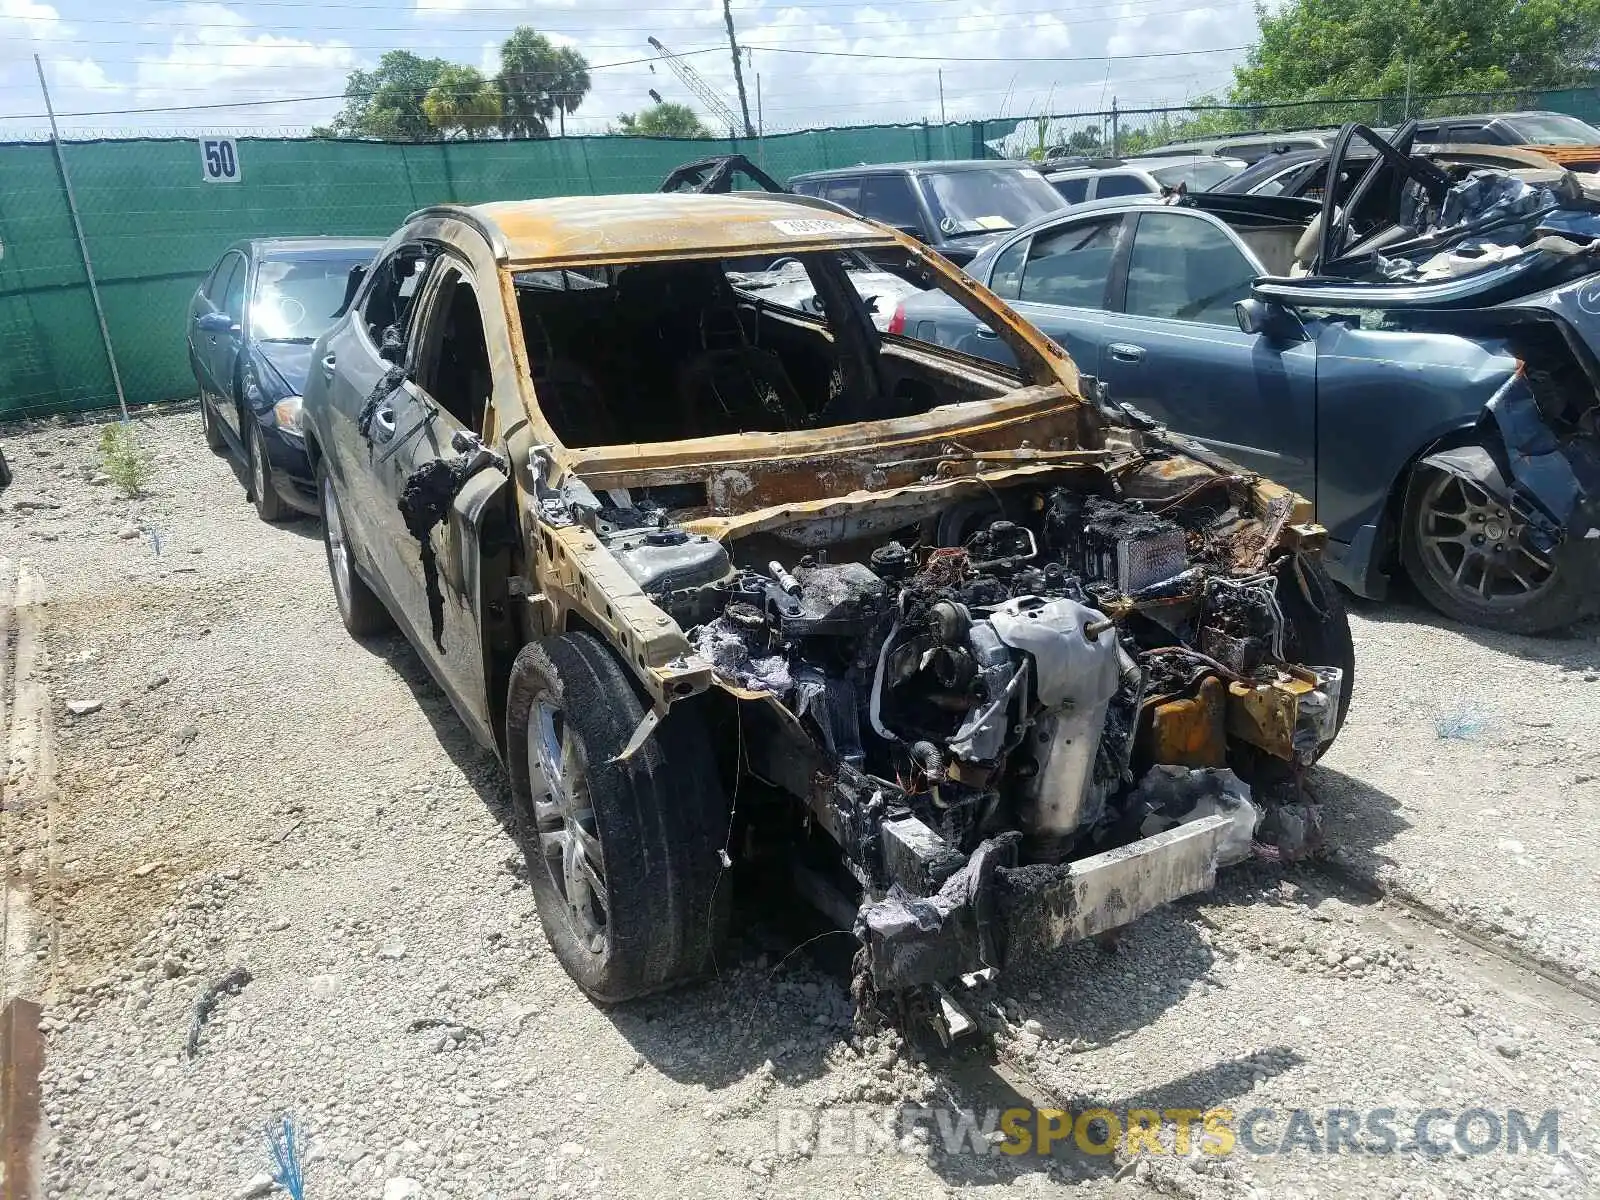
[858,813,1232,991]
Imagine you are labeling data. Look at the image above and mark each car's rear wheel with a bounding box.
[506,632,730,1004]
[246,422,288,523]
[1402,465,1584,634]
[318,465,391,637]
[199,396,225,452]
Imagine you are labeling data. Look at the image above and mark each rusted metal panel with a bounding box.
[1,997,42,1200]
[477,194,892,267]
[1139,675,1229,768]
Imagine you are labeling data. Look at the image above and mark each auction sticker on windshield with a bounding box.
[771,218,870,238]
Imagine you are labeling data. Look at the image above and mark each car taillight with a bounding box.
[886,302,907,336]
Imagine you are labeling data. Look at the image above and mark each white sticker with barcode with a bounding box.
[770,217,866,237]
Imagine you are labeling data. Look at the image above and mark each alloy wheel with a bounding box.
[1415,471,1556,606]
[321,474,354,617]
[527,694,609,956]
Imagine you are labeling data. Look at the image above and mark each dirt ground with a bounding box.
[2,406,1597,1200]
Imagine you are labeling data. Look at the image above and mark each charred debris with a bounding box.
[537,422,1348,1037]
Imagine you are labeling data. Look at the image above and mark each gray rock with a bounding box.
[66,699,103,717]
[382,1179,423,1200]
[234,1173,275,1198]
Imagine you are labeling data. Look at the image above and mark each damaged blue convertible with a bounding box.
[899,122,1600,632]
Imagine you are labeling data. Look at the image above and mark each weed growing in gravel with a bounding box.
[99,422,156,497]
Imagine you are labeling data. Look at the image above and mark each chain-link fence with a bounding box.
[4,84,1599,421]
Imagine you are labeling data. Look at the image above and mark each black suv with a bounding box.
[789,160,1063,267]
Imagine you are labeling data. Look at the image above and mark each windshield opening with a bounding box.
[916,168,1064,236]
[252,251,376,341]
[515,248,1040,449]
[1150,159,1247,191]
[1510,112,1600,146]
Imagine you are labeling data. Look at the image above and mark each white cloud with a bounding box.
[125,3,358,129]
[0,0,66,42]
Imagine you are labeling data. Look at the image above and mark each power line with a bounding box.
[740,44,1250,62]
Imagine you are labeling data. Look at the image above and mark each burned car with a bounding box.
[300,193,1351,1037]
[902,122,1600,633]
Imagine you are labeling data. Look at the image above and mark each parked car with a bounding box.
[187,237,383,520]
[1045,154,1247,203]
[1130,128,1346,164]
[788,160,1064,269]
[299,191,1351,1037]
[1216,142,1571,200]
[1411,110,1600,170]
[894,123,1600,633]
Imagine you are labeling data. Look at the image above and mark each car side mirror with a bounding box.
[1236,297,1304,342]
[195,311,235,334]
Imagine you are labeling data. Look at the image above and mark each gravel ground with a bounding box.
[1,406,1597,1199]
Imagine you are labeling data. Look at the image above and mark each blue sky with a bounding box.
[0,0,1258,139]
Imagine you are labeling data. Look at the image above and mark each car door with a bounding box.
[318,242,435,587]
[211,251,252,441]
[193,250,245,414]
[969,213,1129,377]
[373,259,502,741]
[1097,208,1317,500]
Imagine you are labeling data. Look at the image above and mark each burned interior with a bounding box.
[513,250,996,448]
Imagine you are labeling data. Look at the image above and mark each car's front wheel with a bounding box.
[246,422,288,523]
[317,465,391,637]
[1401,464,1587,634]
[506,632,730,1004]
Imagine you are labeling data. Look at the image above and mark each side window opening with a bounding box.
[1017,218,1120,308]
[987,238,1029,300]
[362,248,433,353]
[1125,212,1256,326]
[415,268,492,434]
[221,255,248,324]
[858,174,922,233]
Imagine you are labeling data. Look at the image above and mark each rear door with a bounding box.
[972,213,1129,377]
[1097,208,1317,498]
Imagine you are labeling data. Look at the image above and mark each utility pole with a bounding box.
[722,0,756,139]
[756,73,765,164]
[1110,96,1121,158]
[1404,59,1415,121]
[35,53,128,423]
[939,68,952,158]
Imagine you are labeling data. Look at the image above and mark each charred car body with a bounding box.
[300,193,1351,1036]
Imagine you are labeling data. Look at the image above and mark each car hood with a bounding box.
[253,340,313,396]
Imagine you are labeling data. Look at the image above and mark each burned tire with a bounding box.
[1401,464,1587,634]
[506,632,730,1004]
[246,422,288,523]
[1275,553,1355,753]
[317,464,391,637]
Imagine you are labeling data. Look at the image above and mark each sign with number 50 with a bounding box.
[200,138,241,183]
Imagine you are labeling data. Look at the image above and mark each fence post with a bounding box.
[34,54,128,422]
[1111,97,1120,159]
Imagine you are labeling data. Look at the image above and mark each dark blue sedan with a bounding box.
[895,180,1600,633]
[187,238,382,520]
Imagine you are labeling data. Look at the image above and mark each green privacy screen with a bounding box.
[0,120,1011,421]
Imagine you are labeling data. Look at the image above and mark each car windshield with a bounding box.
[251,250,375,341]
[917,167,1064,236]
[1508,112,1600,145]
[1149,158,1248,191]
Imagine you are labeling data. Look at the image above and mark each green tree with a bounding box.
[615,102,711,137]
[1232,0,1600,106]
[423,65,503,140]
[497,28,591,138]
[325,50,453,140]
